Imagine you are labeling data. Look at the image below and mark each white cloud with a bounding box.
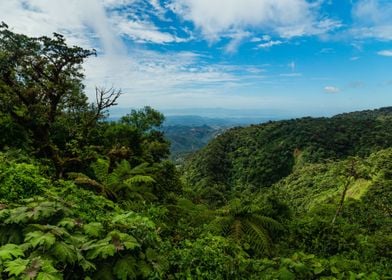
[168,0,340,42]
[324,86,340,93]
[82,50,256,107]
[377,50,392,57]
[113,15,187,43]
[351,0,392,40]
[257,40,283,49]
[224,30,252,53]
[0,0,124,54]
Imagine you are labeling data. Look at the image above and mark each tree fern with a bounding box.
[211,198,284,256]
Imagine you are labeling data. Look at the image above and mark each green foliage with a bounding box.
[184,107,392,195]
[210,198,284,256]
[0,26,391,279]
[0,154,48,202]
[169,234,248,279]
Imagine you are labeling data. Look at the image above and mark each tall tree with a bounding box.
[0,23,120,176]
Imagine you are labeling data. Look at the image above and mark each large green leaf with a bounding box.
[25,231,56,249]
[83,222,103,238]
[113,255,137,280]
[51,242,78,264]
[4,258,29,276]
[0,244,24,262]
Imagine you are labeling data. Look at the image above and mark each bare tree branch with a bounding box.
[94,86,122,119]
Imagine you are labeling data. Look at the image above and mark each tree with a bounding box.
[0,23,120,177]
[211,198,284,256]
[331,158,358,225]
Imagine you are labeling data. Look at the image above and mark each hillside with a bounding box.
[163,125,223,163]
[183,107,392,197]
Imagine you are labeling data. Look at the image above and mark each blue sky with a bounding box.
[1,0,392,116]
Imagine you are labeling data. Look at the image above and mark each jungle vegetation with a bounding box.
[0,24,391,279]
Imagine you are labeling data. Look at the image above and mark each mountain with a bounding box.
[163,125,223,163]
[182,107,392,196]
[162,115,286,163]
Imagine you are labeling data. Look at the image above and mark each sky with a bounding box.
[1,0,392,117]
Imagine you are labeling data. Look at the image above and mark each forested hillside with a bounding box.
[0,25,391,279]
[163,125,222,163]
[183,108,392,200]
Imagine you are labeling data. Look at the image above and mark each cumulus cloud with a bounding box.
[0,0,124,53]
[168,0,341,42]
[377,50,392,56]
[324,86,340,93]
[351,0,392,40]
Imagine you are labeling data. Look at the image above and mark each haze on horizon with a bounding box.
[1,0,391,116]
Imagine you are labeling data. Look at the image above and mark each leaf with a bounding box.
[125,175,156,186]
[108,231,139,251]
[79,258,96,272]
[36,272,63,280]
[86,241,116,260]
[51,242,77,264]
[313,266,325,275]
[4,258,29,276]
[0,244,24,261]
[330,266,340,274]
[5,207,29,224]
[83,222,103,238]
[278,267,296,280]
[57,218,75,230]
[25,231,56,249]
[113,255,137,280]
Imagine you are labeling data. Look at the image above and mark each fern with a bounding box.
[125,175,156,186]
[211,198,283,256]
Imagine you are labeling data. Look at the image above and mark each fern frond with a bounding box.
[250,215,284,233]
[243,219,272,253]
[125,175,156,186]
[230,219,244,243]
